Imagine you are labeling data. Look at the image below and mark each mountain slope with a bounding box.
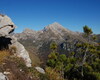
[14,22,98,63]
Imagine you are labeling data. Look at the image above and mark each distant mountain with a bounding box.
[97,34,100,43]
[15,22,85,41]
[14,22,99,63]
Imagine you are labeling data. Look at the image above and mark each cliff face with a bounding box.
[0,14,31,67]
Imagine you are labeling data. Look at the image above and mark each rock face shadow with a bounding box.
[0,37,12,50]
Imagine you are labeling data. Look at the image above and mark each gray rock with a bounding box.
[10,41,31,67]
[35,67,45,74]
[0,15,16,36]
[0,72,9,80]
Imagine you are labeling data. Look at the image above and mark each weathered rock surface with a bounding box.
[0,15,16,36]
[10,41,31,67]
[0,72,9,80]
[0,14,31,67]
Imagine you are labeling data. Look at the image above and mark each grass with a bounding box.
[0,50,10,64]
[28,52,41,66]
[0,49,41,80]
[0,48,43,80]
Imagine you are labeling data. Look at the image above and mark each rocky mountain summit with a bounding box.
[16,22,84,42]
[0,14,31,67]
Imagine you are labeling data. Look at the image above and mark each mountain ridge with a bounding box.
[16,22,84,41]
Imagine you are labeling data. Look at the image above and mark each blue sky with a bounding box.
[0,0,100,34]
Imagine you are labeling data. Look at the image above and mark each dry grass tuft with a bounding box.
[9,46,17,54]
[0,50,10,64]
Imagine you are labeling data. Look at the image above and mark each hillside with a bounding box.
[14,22,99,63]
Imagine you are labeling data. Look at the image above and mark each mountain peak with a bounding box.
[23,28,36,34]
[51,22,62,26]
[49,22,64,28]
[43,22,66,31]
[43,22,71,34]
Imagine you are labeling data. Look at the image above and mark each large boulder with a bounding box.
[0,14,31,67]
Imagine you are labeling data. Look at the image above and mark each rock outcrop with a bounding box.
[0,14,31,67]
